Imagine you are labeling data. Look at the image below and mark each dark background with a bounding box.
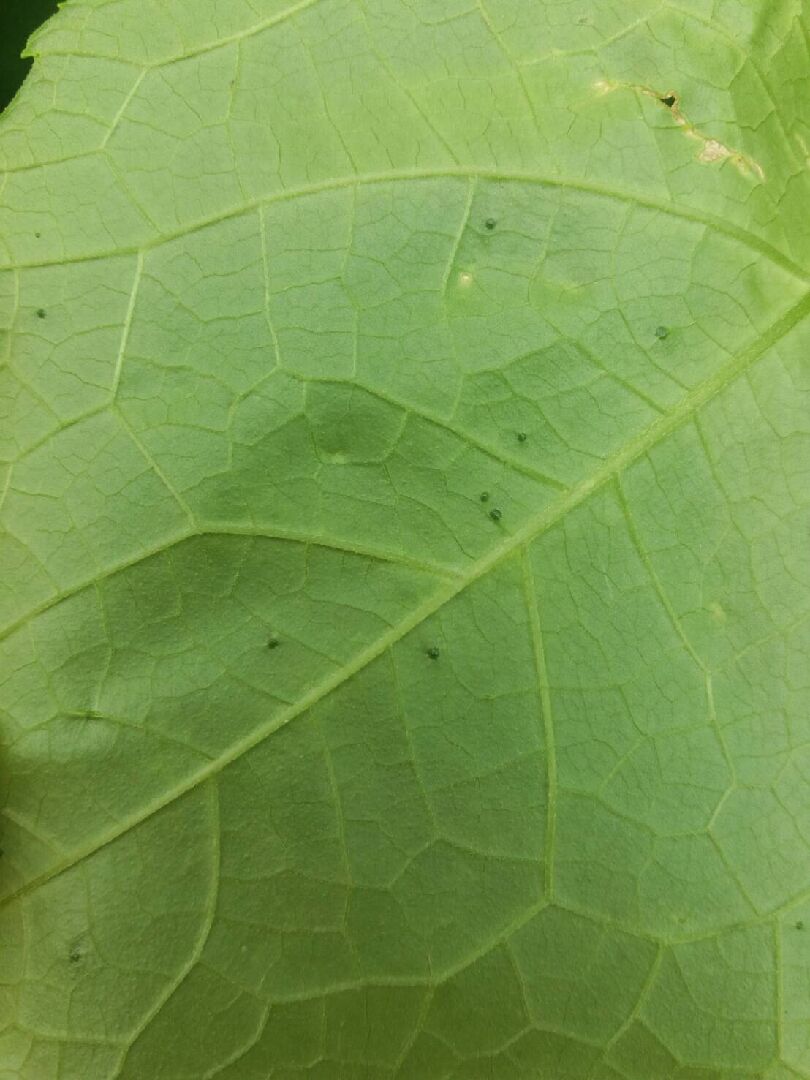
[1,0,61,111]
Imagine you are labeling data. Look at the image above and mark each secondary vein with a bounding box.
[3,287,807,910]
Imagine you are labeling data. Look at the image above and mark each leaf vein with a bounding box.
[3,288,808,908]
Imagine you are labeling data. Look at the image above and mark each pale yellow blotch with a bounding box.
[592,79,617,96]
[708,601,727,625]
[698,138,765,180]
[699,138,731,164]
[325,451,349,465]
[458,271,474,287]
[680,117,764,180]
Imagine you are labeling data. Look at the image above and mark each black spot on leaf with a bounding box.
[479,491,490,502]
[267,636,280,650]
[484,218,496,230]
[36,308,47,319]
[426,646,440,659]
[517,432,527,442]
[654,325,669,340]
[796,920,805,931]
[489,508,502,522]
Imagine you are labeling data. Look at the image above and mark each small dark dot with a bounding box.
[517,432,527,443]
[36,309,47,319]
[267,637,280,650]
[654,325,669,340]
[68,944,84,964]
[35,232,41,238]
[479,491,490,503]
[426,646,440,660]
[484,218,496,230]
[489,508,502,522]
[660,94,677,108]
[796,920,805,931]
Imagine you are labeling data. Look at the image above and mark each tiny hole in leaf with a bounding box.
[660,94,677,108]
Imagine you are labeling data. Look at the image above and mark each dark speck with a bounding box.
[660,94,677,108]
[68,942,84,964]
[35,232,41,238]
[484,218,496,230]
[479,491,490,502]
[489,508,502,522]
[796,920,805,930]
[654,325,669,340]
[517,432,527,442]
[426,646,440,660]
[36,309,47,319]
[267,636,280,650]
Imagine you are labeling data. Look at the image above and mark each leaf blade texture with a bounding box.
[1,1,809,1077]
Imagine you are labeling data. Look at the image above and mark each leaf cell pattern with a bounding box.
[1,0,810,1077]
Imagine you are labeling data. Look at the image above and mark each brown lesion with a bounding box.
[648,85,764,180]
[594,80,765,181]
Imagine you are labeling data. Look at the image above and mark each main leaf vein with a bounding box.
[3,288,807,910]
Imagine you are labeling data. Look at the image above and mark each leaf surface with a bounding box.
[1,1,810,1077]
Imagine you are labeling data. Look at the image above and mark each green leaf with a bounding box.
[1,0,809,1077]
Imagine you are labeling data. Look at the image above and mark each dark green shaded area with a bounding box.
[0,0,59,111]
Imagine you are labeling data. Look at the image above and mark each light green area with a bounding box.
[1,0,809,1076]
